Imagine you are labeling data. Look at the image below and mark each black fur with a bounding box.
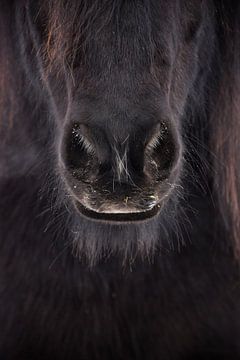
[1,1,240,359]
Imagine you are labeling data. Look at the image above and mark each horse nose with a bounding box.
[61,121,180,221]
[64,122,177,178]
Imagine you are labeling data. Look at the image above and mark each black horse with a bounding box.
[1,1,240,359]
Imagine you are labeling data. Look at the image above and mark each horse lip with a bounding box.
[74,200,162,223]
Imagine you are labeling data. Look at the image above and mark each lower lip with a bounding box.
[74,201,161,223]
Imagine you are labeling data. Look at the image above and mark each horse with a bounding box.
[0,1,240,359]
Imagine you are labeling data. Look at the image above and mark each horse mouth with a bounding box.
[74,201,161,223]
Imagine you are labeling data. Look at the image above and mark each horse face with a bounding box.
[33,1,213,222]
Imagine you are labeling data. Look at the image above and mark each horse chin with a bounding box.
[74,200,162,223]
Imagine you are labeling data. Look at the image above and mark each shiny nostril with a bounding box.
[144,122,177,181]
[63,123,112,184]
[65,123,96,172]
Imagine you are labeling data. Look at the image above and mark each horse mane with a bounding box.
[0,3,18,130]
[0,0,240,258]
[210,1,240,258]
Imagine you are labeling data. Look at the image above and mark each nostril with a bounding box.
[65,123,96,171]
[63,123,112,185]
[144,122,177,181]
